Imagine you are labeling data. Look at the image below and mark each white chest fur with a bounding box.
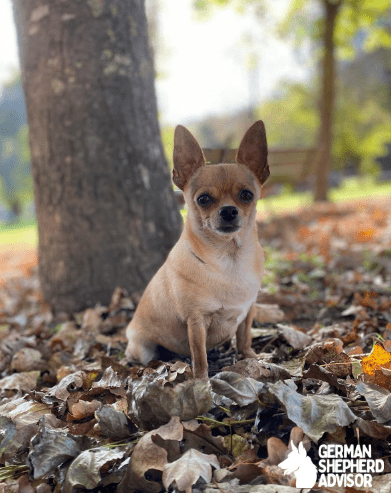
[204,251,261,346]
[215,247,261,299]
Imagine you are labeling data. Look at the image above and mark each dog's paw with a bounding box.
[241,348,258,360]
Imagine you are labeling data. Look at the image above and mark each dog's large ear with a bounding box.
[173,125,206,190]
[236,120,269,186]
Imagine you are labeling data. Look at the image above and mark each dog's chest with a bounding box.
[215,253,260,302]
[205,260,260,347]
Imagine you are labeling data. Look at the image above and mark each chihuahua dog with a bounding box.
[125,121,270,380]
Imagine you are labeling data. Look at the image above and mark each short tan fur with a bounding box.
[125,121,270,380]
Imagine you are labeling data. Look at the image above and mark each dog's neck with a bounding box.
[183,216,256,265]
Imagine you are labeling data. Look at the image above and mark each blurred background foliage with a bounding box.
[190,0,391,183]
[1,0,391,224]
[0,72,32,222]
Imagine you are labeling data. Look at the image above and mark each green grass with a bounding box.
[330,176,391,202]
[0,218,38,247]
[180,177,391,219]
[258,176,391,216]
[258,190,312,215]
[1,177,391,246]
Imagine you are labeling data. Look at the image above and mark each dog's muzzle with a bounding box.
[217,206,240,233]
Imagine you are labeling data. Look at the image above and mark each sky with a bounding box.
[0,0,309,125]
[0,1,19,83]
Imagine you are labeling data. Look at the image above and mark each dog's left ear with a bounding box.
[236,120,270,186]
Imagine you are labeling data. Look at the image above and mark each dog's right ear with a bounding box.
[236,120,269,186]
[173,125,206,190]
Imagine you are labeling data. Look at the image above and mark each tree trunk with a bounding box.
[314,0,342,202]
[13,0,182,313]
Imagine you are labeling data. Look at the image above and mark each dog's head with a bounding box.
[172,121,269,238]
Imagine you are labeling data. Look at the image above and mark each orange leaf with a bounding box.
[362,343,391,376]
[298,226,311,240]
[354,227,377,243]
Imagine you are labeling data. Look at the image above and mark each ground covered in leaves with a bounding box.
[1,195,391,493]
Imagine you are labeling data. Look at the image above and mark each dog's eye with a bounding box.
[197,194,213,206]
[239,190,254,202]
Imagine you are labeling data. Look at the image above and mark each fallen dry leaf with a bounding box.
[277,324,313,350]
[210,371,266,406]
[95,405,132,440]
[355,417,391,439]
[46,371,85,401]
[0,371,40,392]
[357,381,391,425]
[127,365,212,429]
[10,348,43,372]
[63,447,126,492]
[181,420,227,456]
[27,419,94,479]
[305,338,344,365]
[253,303,284,324]
[117,416,183,493]
[221,359,290,382]
[2,195,391,491]
[362,343,391,376]
[69,400,101,420]
[324,351,352,378]
[162,448,219,493]
[268,379,356,441]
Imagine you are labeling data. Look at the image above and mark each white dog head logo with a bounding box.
[278,441,317,488]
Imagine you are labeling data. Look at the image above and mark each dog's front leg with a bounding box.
[236,303,257,359]
[187,315,208,380]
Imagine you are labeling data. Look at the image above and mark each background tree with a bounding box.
[13,0,182,313]
[281,0,391,200]
[254,75,391,179]
[313,0,342,201]
[194,0,391,200]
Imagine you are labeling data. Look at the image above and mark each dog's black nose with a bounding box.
[219,206,239,222]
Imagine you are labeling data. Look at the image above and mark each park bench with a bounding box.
[174,147,318,207]
[202,147,318,190]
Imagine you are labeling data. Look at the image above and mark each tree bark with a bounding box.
[314,0,342,202]
[13,0,182,312]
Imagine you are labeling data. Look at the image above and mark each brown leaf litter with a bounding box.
[0,195,391,492]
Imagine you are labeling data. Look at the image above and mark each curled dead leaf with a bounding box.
[81,307,105,334]
[277,324,313,350]
[265,437,287,466]
[127,365,212,429]
[64,447,126,493]
[324,352,352,378]
[162,449,219,493]
[95,405,133,440]
[268,379,356,442]
[27,418,94,479]
[221,359,290,382]
[305,338,343,365]
[46,371,85,401]
[0,371,40,392]
[48,322,79,351]
[303,364,351,392]
[117,416,183,493]
[357,381,391,425]
[69,400,101,420]
[10,348,43,372]
[211,371,266,406]
[253,304,284,324]
[108,286,135,312]
[355,417,391,439]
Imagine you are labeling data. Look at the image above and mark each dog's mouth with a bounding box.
[216,225,240,234]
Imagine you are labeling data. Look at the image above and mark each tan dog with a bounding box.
[125,121,270,380]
